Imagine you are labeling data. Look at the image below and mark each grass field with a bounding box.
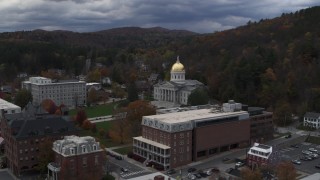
[96,120,114,131]
[69,102,118,118]
[113,146,133,155]
[79,120,122,147]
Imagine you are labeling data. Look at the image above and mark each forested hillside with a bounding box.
[1,6,320,125]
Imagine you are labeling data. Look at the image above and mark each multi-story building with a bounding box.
[153,57,204,106]
[0,98,21,119]
[0,103,78,176]
[133,102,250,169]
[22,77,86,107]
[247,106,273,144]
[303,112,320,129]
[247,143,273,168]
[47,135,105,180]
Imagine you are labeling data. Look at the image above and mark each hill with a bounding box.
[1,6,320,125]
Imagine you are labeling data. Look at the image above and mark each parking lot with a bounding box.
[277,142,320,174]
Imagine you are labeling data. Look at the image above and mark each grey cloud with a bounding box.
[0,0,319,33]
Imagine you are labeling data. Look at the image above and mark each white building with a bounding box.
[303,112,320,129]
[0,98,21,118]
[153,57,204,106]
[22,77,86,107]
[247,143,272,168]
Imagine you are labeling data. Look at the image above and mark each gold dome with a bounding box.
[171,57,185,72]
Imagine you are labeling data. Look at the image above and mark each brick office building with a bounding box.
[247,143,273,168]
[0,103,78,176]
[246,107,274,144]
[47,135,106,180]
[133,102,250,169]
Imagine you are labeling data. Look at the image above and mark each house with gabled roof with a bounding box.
[304,112,320,129]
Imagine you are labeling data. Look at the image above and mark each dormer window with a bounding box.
[70,148,75,155]
[93,145,97,151]
[82,146,87,153]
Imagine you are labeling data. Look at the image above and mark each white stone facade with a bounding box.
[153,57,204,105]
[22,77,86,107]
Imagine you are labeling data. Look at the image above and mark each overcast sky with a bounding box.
[0,0,319,33]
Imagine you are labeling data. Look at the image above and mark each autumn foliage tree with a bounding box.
[240,167,262,180]
[82,119,93,130]
[41,99,58,114]
[75,109,87,126]
[109,100,156,143]
[126,100,156,137]
[276,161,297,180]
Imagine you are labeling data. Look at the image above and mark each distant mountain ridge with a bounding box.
[0,27,197,48]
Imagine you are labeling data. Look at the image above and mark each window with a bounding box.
[82,157,87,167]
[95,155,99,165]
[180,133,184,138]
[70,148,75,155]
[93,145,97,151]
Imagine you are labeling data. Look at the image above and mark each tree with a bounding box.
[41,99,58,114]
[240,167,262,180]
[276,161,297,180]
[188,88,209,106]
[127,82,138,102]
[14,89,32,108]
[36,139,54,173]
[111,83,126,99]
[75,109,87,126]
[82,119,92,130]
[109,110,129,144]
[126,100,156,137]
[87,88,98,106]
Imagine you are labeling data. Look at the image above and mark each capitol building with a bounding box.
[153,57,204,106]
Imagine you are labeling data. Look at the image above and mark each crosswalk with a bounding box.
[121,170,148,178]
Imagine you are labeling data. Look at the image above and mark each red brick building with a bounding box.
[133,102,250,169]
[47,135,106,180]
[247,143,273,169]
[247,107,273,145]
[0,103,78,176]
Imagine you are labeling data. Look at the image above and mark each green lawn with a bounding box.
[79,120,123,148]
[69,102,119,118]
[113,146,133,155]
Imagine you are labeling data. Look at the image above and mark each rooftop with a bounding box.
[0,98,21,111]
[145,108,249,124]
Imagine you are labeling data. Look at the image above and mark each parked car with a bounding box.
[211,167,220,173]
[115,156,123,160]
[121,167,128,172]
[310,153,319,159]
[285,134,292,138]
[302,150,312,155]
[316,164,320,169]
[187,173,196,180]
[235,162,245,167]
[309,148,318,153]
[291,144,299,148]
[188,167,197,173]
[199,171,208,178]
[166,169,176,175]
[292,159,301,165]
[194,173,202,178]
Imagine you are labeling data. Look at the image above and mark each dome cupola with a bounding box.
[170,56,185,81]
